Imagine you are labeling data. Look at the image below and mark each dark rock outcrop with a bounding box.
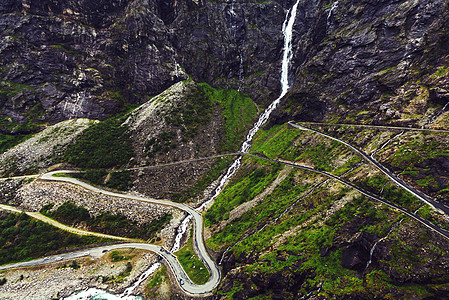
[340,232,372,271]
[278,0,449,126]
[0,0,288,131]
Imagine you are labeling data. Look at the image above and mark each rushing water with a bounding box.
[65,288,142,300]
[422,100,449,129]
[226,0,245,89]
[199,0,301,212]
[370,131,404,159]
[67,1,301,298]
[326,1,339,28]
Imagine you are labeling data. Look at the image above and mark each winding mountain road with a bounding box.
[0,174,39,181]
[297,121,449,134]
[0,243,214,296]
[2,137,449,296]
[288,121,449,216]
[247,153,449,240]
[0,171,220,296]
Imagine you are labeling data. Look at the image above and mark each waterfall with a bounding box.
[423,101,449,129]
[67,1,302,297]
[199,0,301,211]
[326,1,339,28]
[120,263,161,298]
[119,215,192,298]
[364,219,403,271]
[227,0,245,88]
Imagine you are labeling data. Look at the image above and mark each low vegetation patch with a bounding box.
[385,136,449,170]
[0,212,108,266]
[145,266,169,298]
[165,84,214,139]
[73,169,132,191]
[102,261,133,283]
[204,160,281,226]
[0,132,34,154]
[63,113,134,169]
[175,235,209,285]
[40,202,171,240]
[197,83,258,152]
[251,124,346,171]
[357,175,422,212]
[110,250,135,262]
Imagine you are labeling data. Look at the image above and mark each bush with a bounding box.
[64,114,133,169]
[106,170,132,191]
[73,169,132,191]
[69,260,80,269]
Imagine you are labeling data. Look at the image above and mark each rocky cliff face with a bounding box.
[0,0,181,130]
[2,0,448,133]
[0,0,288,132]
[1,0,449,131]
[276,0,449,127]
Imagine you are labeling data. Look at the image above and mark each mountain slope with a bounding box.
[1,0,449,299]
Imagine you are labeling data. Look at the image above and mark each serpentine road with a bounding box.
[0,242,214,295]
[2,136,449,295]
[297,121,449,134]
[247,153,449,240]
[288,121,449,216]
[0,171,220,296]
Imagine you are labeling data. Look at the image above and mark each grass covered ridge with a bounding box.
[161,82,258,203]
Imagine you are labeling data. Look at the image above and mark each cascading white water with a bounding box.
[65,288,142,300]
[423,101,449,129]
[364,219,403,271]
[67,1,302,298]
[326,1,339,28]
[119,214,192,298]
[120,262,161,298]
[199,0,302,211]
[227,0,244,89]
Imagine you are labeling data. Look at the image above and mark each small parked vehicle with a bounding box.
[179,279,184,285]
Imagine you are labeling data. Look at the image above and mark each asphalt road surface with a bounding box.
[0,171,220,296]
[288,121,449,216]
